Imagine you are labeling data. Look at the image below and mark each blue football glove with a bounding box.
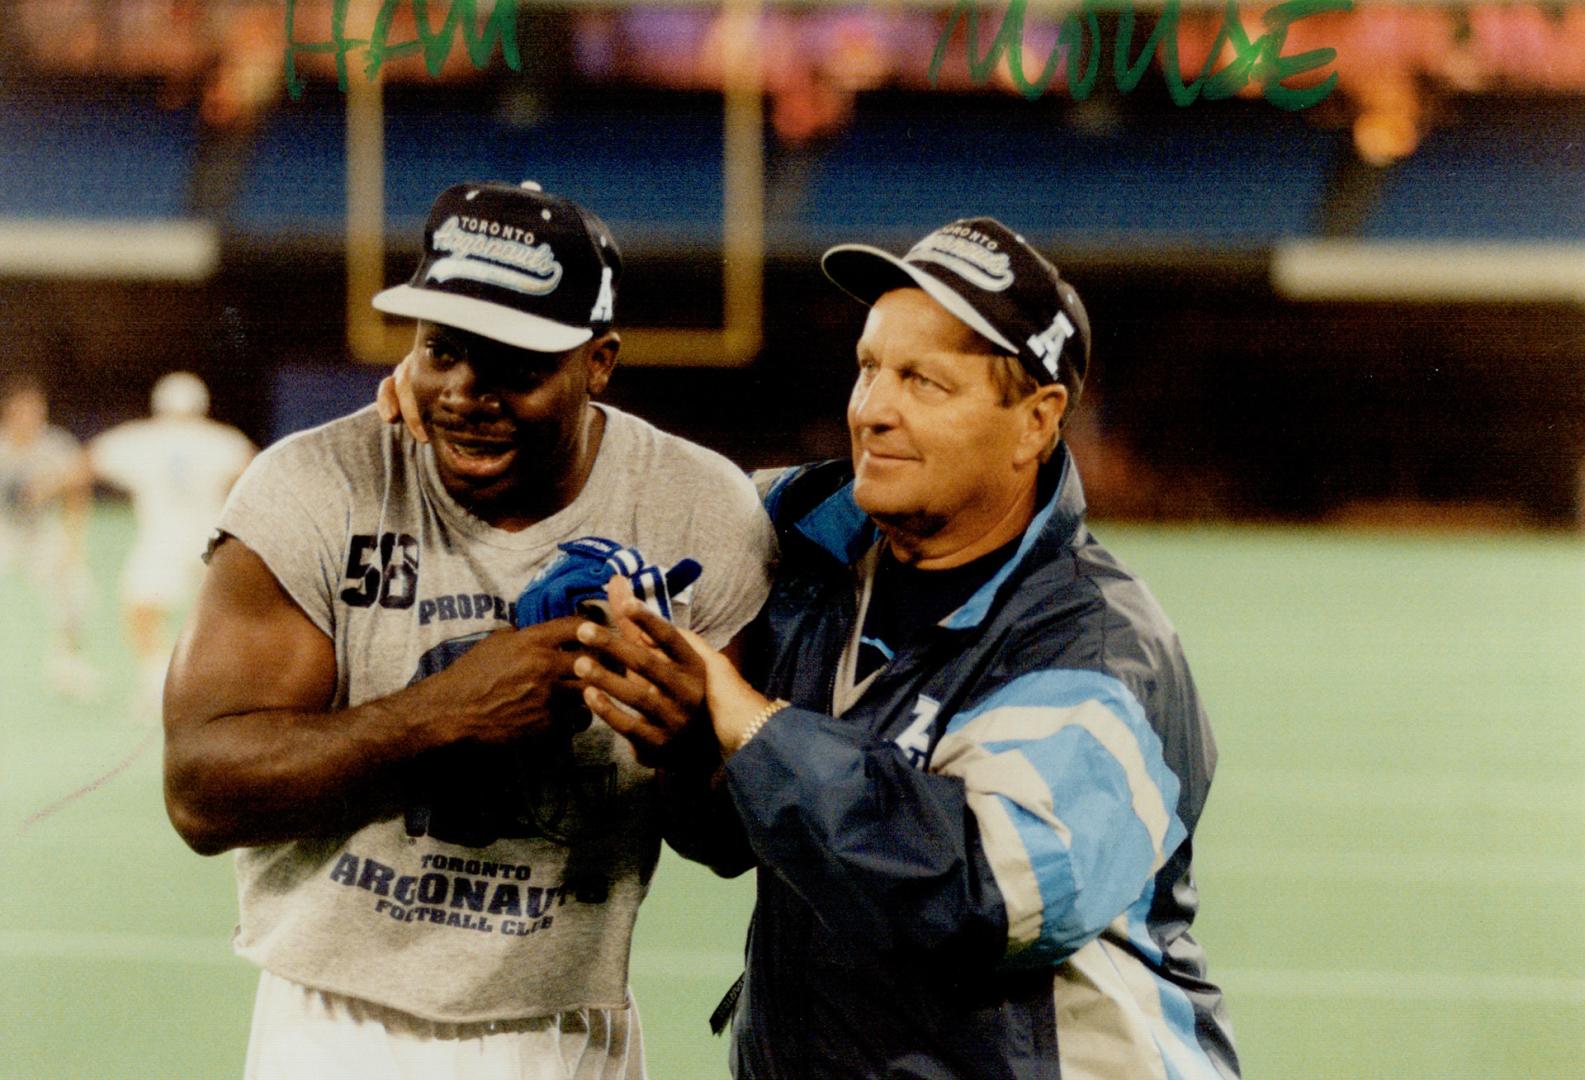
[512,536,701,629]
[402,538,702,847]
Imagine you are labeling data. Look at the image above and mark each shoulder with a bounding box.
[602,406,737,477]
[956,540,1207,770]
[233,407,399,521]
[1076,535,1182,653]
[600,406,761,508]
[197,418,257,454]
[752,459,852,529]
[43,424,83,454]
[1000,532,1191,693]
[250,406,388,477]
[220,411,401,582]
[87,419,138,455]
[87,421,147,473]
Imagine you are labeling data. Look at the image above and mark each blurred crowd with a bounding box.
[11,1,1585,155]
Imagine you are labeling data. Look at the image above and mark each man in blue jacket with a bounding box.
[581,217,1241,1079]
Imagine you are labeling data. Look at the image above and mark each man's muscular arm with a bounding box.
[164,536,583,855]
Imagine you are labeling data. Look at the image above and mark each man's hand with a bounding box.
[576,598,775,763]
[375,353,427,443]
[574,591,709,767]
[692,637,779,758]
[421,616,586,746]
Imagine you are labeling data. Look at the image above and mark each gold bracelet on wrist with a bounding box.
[734,698,789,756]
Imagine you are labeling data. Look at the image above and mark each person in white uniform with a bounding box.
[89,371,255,713]
[162,181,775,1080]
[0,374,96,696]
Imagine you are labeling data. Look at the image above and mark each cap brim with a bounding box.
[821,244,1020,356]
[372,285,593,353]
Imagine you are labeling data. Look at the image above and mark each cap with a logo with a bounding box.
[373,181,621,353]
[821,217,1089,388]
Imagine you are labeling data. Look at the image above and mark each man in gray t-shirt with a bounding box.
[164,182,775,1079]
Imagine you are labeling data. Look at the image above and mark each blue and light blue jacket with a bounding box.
[722,445,1239,1080]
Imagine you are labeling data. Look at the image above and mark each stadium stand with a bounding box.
[0,84,198,220]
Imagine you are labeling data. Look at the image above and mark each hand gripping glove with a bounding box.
[403,537,702,846]
[512,536,702,629]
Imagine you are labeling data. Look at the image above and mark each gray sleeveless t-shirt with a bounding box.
[216,404,774,1023]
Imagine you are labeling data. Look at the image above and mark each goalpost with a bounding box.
[343,0,767,368]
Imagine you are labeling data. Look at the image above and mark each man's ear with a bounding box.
[585,331,620,396]
[1015,383,1067,467]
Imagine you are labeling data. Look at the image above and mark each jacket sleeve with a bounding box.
[723,667,1189,970]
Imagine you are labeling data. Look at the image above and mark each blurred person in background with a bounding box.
[89,371,255,718]
[573,219,1241,1079]
[162,181,774,1080]
[0,373,96,697]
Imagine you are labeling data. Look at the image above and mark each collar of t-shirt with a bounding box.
[855,534,1024,682]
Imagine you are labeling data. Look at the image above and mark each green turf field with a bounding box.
[3,505,1581,1078]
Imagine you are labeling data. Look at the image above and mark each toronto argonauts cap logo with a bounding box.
[821,216,1090,389]
[373,181,622,355]
[425,215,565,297]
[906,224,1017,293]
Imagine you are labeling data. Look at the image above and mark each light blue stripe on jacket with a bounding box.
[933,668,1188,965]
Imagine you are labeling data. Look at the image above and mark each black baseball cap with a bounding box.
[822,217,1090,388]
[374,181,622,353]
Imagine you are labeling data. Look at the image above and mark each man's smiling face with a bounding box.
[408,320,612,520]
[847,288,1037,548]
